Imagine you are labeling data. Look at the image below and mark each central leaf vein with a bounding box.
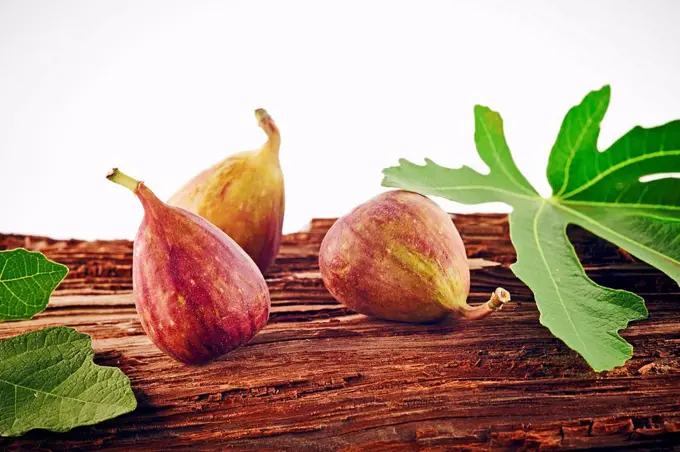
[533,202,589,354]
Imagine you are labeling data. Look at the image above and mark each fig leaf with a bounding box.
[0,326,136,436]
[382,85,680,371]
[0,249,68,321]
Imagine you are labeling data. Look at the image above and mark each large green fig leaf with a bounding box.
[0,249,68,321]
[382,86,679,371]
[0,326,137,436]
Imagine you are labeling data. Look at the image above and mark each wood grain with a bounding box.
[1,214,679,451]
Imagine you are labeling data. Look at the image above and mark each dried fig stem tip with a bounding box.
[458,287,512,321]
[107,168,140,193]
[488,287,511,311]
[254,108,280,154]
[254,108,271,123]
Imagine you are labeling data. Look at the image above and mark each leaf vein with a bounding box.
[479,116,535,196]
[561,149,680,199]
[556,97,608,197]
[1,378,128,408]
[1,271,66,283]
[533,203,590,354]
[554,202,680,268]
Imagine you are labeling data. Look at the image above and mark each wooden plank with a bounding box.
[1,214,679,451]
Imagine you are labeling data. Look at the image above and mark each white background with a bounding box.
[1,0,679,240]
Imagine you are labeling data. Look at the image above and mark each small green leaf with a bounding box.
[0,326,137,437]
[382,85,679,371]
[0,249,69,321]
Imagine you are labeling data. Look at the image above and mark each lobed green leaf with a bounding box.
[382,85,679,370]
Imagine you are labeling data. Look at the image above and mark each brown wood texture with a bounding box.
[1,214,679,451]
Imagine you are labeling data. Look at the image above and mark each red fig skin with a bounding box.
[319,190,509,323]
[109,169,270,365]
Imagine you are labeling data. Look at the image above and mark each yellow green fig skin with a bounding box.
[319,190,470,323]
[168,109,284,273]
[109,170,271,365]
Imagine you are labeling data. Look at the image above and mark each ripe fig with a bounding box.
[319,190,510,323]
[107,169,270,365]
[168,109,284,273]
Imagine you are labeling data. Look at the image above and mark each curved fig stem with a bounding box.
[107,168,140,193]
[255,108,281,156]
[458,287,511,321]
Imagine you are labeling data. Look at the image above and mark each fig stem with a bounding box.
[459,287,511,321]
[107,168,140,193]
[255,108,281,156]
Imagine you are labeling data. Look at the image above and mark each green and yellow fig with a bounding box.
[319,190,510,323]
[168,109,284,273]
[107,169,270,365]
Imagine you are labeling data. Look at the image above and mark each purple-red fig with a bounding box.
[107,168,270,365]
[319,190,510,323]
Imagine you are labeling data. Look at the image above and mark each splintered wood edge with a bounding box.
[468,258,501,269]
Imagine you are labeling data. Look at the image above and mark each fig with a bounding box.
[168,109,284,273]
[319,190,510,323]
[107,169,270,365]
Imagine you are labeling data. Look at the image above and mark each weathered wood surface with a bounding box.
[1,214,679,451]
